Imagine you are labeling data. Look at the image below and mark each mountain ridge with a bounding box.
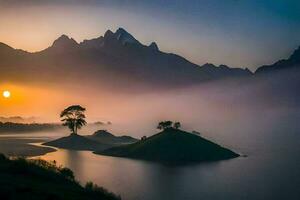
[255,46,300,73]
[0,27,298,89]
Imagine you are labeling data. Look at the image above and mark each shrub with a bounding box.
[85,182,121,200]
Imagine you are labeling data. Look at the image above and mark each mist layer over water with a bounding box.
[25,72,300,200]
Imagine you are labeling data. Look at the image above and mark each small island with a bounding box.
[44,130,138,151]
[96,121,239,163]
[44,105,138,151]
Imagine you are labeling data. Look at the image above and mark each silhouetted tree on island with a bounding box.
[173,122,181,129]
[141,136,147,141]
[157,121,173,130]
[60,105,87,135]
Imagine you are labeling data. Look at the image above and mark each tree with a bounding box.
[157,121,164,130]
[173,122,181,129]
[60,105,87,135]
[141,136,147,141]
[157,121,173,130]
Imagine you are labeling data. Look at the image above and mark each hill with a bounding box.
[96,128,239,163]
[0,122,62,133]
[0,116,36,123]
[43,134,111,151]
[88,130,138,145]
[0,154,120,200]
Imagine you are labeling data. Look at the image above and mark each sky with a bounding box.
[0,0,299,69]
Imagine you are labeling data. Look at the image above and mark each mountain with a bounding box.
[96,128,239,163]
[0,116,36,123]
[44,134,111,151]
[255,47,300,73]
[201,63,252,78]
[0,28,251,89]
[0,122,62,133]
[88,130,138,145]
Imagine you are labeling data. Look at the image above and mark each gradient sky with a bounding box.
[0,0,299,70]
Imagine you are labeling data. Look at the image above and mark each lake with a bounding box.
[2,81,300,200]
[31,118,300,200]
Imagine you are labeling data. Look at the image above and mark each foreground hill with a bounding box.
[88,130,138,145]
[0,154,120,200]
[96,128,239,163]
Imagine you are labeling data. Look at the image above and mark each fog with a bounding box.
[1,69,299,150]
[25,69,300,200]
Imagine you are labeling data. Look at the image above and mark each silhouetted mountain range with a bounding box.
[256,46,300,73]
[0,122,62,133]
[0,116,36,123]
[0,27,299,89]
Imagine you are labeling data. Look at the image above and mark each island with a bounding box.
[96,127,239,163]
[44,130,138,151]
[44,106,139,152]
[44,107,239,163]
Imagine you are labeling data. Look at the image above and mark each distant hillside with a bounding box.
[88,130,138,145]
[96,128,239,163]
[0,116,36,123]
[44,134,110,151]
[0,122,62,133]
[44,130,138,151]
[0,154,120,200]
[255,47,300,73]
[0,28,251,90]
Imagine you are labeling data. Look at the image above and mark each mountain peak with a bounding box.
[289,46,300,62]
[52,35,78,49]
[219,64,230,69]
[115,28,128,35]
[149,42,159,51]
[114,28,140,45]
[104,30,114,38]
[93,130,115,137]
[202,63,217,68]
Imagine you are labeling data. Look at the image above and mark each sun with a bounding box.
[3,90,11,98]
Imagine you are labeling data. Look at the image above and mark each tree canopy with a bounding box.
[157,121,173,130]
[60,105,87,135]
[157,121,182,130]
[173,122,181,129]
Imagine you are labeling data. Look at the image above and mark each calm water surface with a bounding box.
[33,126,300,200]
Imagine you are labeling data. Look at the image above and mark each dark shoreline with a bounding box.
[0,137,56,157]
